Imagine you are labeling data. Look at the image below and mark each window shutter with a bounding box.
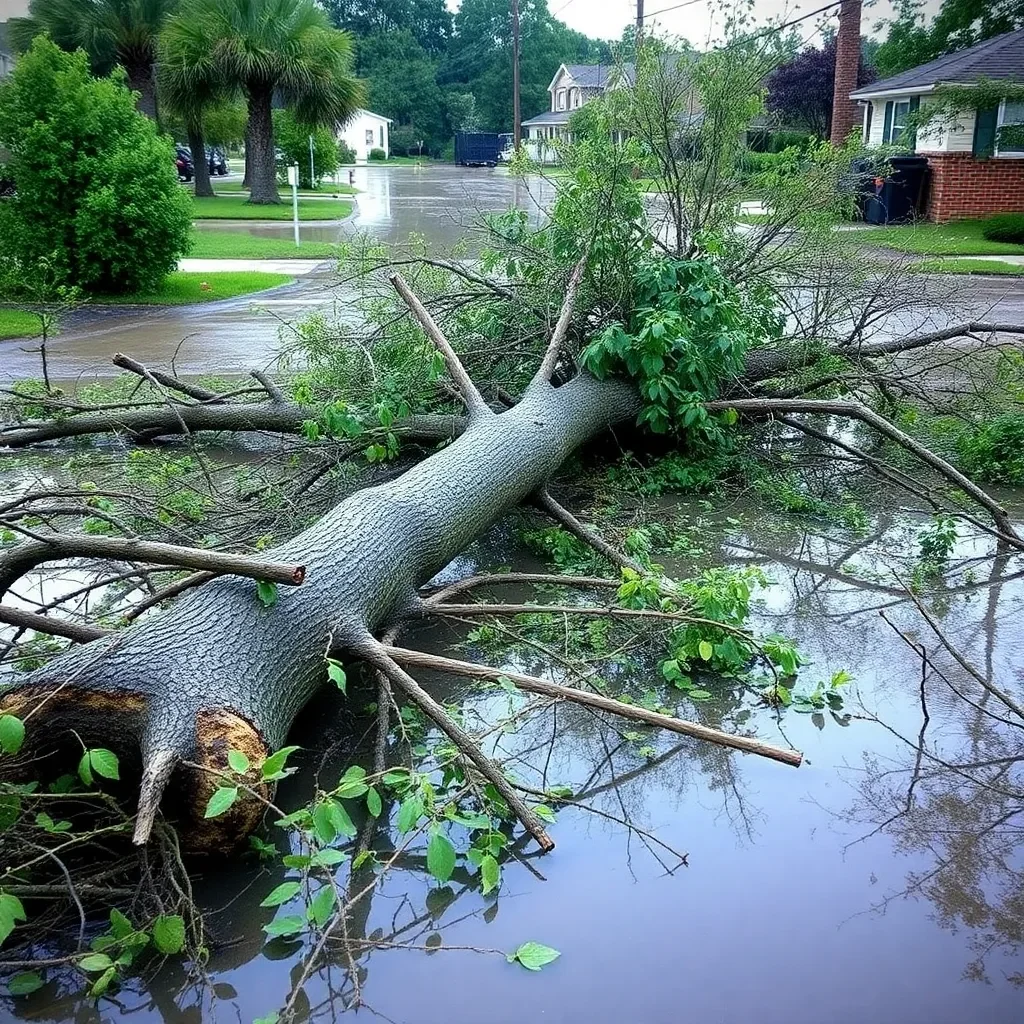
[882,100,894,144]
[908,95,920,147]
[973,104,998,158]
[864,102,873,143]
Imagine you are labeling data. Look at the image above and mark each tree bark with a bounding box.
[188,123,214,199]
[245,85,281,204]
[243,124,252,189]
[1,374,641,849]
[127,64,158,121]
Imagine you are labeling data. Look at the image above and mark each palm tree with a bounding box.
[164,0,361,205]
[8,0,179,119]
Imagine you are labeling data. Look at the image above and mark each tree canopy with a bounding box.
[873,0,1024,79]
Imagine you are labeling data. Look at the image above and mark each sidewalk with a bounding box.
[177,258,330,275]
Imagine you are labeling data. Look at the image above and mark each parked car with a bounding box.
[174,144,194,183]
[206,146,228,175]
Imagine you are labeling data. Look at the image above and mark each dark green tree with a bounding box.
[8,0,179,118]
[160,0,361,204]
[321,0,451,54]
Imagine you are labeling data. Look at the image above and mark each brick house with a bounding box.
[850,28,1024,222]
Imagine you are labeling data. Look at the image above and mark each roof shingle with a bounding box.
[851,27,1024,97]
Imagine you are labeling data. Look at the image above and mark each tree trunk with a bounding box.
[246,86,281,204]
[243,124,251,189]
[127,64,158,121]
[1,375,641,849]
[189,123,214,199]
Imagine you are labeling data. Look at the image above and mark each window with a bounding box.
[571,88,581,109]
[997,99,1024,155]
[883,97,918,144]
[365,129,374,146]
[862,102,873,144]
[557,89,566,111]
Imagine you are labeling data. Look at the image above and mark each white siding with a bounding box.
[941,107,976,153]
[337,110,390,162]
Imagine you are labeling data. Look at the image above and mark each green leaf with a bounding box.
[688,689,713,700]
[262,915,305,938]
[365,787,382,818]
[77,750,93,787]
[507,942,561,971]
[109,908,132,940]
[698,640,714,661]
[90,966,116,997]
[326,660,347,694]
[397,795,423,833]
[78,953,113,972]
[228,750,250,775]
[309,849,347,868]
[89,748,119,781]
[329,799,357,839]
[0,715,25,755]
[313,801,338,844]
[426,831,456,883]
[261,745,301,781]
[281,854,311,869]
[8,971,43,995]
[152,915,185,955]
[308,886,336,928]
[260,882,301,908]
[533,804,556,823]
[256,581,278,608]
[480,854,500,896]
[204,787,238,819]
[253,1015,279,1024]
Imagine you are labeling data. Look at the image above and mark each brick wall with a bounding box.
[925,153,1024,222]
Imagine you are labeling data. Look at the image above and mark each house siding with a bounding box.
[926,152,1024,221]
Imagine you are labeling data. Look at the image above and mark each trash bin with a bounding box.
[863,156,930,225]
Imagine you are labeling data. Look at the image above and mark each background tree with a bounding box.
[273,109,340,186]
[0,37,192,295]
[166,0,361,204]
[7,0,179,119]
[322,0,452,54]
[766,37,875,137]
[873,0,1024,78]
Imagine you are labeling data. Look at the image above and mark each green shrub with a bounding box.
[337,139,356,165]
[272,109,340,189]
[0,37,191,295]
[956,414,1024,484]
[368,147,387,161]
[981,213,1024,245]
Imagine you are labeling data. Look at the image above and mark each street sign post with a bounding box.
[287,163,299,247]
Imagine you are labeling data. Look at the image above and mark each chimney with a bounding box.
[830,0,863,146]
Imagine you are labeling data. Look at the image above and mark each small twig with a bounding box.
[536,257,587,383]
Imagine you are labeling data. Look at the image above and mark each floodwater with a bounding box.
[6,492,1024,1024]
[0,166,554,382]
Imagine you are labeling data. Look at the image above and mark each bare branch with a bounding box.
[536,258,587,384]
[0,605,110,644]
[0,534,305,598]
[111,353,223,403]
[389,272,493,420]
[535,490,646,574]
[251,370,287,404]
[380,645,803,768]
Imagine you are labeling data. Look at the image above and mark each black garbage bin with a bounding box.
[863,156,930,225]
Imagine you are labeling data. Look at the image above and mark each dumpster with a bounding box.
[863,155,930,225]
[455,133,504,167]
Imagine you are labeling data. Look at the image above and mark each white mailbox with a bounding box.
[287,164,298,187]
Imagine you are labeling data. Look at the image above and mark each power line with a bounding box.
[641,0,706,20]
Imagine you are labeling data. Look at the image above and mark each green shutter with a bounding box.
[973,104,998,158]
[864,102,873,143]
[882,101,894,144]
[908,95,920,147]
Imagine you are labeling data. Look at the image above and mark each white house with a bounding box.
[521,63,633,163]
[337,109,392,163]
[851,28,1024,221]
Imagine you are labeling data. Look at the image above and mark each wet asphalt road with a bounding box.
[0,164,1022,383]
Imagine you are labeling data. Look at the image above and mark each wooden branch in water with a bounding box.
[0,534,305,598]
[380,645,803,768]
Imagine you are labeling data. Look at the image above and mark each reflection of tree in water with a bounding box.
[845,544,1024,987]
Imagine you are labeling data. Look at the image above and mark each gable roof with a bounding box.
[851,27,1024,98]
[548,63,635,93]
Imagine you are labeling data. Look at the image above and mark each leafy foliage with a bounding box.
[955,414,1024,484]
[0,37,192,294]
[273,109,341,188]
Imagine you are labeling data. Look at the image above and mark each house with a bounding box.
[337,109,392,163]
[0,0,29,79]
[851,28,1024,222]
[521,63,634,163]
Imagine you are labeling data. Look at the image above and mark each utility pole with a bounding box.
[830,0,863,146]
[636,0,644,33]
[512,0,521,149]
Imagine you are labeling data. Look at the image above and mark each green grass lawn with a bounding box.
[209,180,357,196]
[851,219,1024,256]
[0,309,40,339]
[188,231,342,259]
[191,195,353,221]
[917,258,1024,276]
[97,271,293,305]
